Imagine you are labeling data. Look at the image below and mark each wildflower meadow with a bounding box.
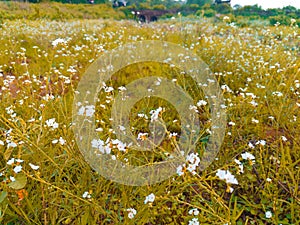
[0,2,299,225]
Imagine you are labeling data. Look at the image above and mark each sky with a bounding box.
[230,0,300,9]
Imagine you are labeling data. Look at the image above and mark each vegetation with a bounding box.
[0,1,299,225]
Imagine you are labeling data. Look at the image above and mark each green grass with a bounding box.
[0,4,299,225]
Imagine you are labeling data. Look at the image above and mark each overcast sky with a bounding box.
[230,0,300,9]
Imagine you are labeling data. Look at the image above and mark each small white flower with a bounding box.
[241,152,255,161]
[188,208,199,216]
[13,165,22,173]
[281,136,287,142]
[144,193,155,204]
[0,140,4,145]
[126,208,137,219]
[10,176,16,182]
[188,217,200,225]
[216,169,238,185]
[150,107,163,122]
[7,158,15,165]
[82,191,91,199]
[256,140,266,146]
[85,105,95,117]
[228,121,235,126]
[265,211,272,219]
[59,137,66,145]
[52,38,67,47]
[248,142,255,149]
[266,178,272,182]
[137,132,148,140]
[197,100,207,106]
[176,164,185,176]
[29,163,39,170]
[45,118,59,129]
[7,141,17,148]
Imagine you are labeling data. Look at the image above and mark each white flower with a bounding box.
[150,107,163,122]
[256,140,266,146]
[29,163,40,170]
[176,164,185,176]
[0,140,4,145]
[91,139,104,149]
[85,105,95,117]
[52,38,67,47]
[266,178,272,182]
[188,208,199,216]
[7,141,17,148]
[13,165,22,173]
[82,191,91,199]
[169,132,177,138]
[216,169,238,185]
[59,137,66,145]
[7,158,15,165]
[281,136,287,142]
[197,100,207,107]
[228,121,235,126]
[144,193,155,204]
[137,132,148,141]
[241,152,255,161]
[78,106,85,115]
[265,211,272,219]
[234,159,244,174]
[248,142,255,149]
[126,208,137,219]
[188,217,200,225]
[10,176,16,182]
[45,118,59,129]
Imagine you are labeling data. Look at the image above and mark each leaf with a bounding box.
[8,174,27,190]
[0,191,7,203]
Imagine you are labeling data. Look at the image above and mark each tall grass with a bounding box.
[0,8,299,225]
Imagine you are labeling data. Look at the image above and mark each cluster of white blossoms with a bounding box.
[52,38,68,47]
[91,138,127,154]
[77,103,95,118]
[188,217,200,225]
[4,158,39,183]
[216,169,239,185]
[126,208,137,219]
[52,136,66,145]
[45,118,59,130]
[177,152,201,176]
[82,191,92,199]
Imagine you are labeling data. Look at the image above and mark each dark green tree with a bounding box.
[186,0,212,7]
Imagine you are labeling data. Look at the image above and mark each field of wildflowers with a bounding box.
[0,3,299,225]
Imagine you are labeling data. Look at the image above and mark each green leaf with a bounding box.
[8,174,27,190]
[0,191,7,203]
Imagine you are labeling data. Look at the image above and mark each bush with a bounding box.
[203,9,216,18]
[269,15,291,26]
[153,4,166,10]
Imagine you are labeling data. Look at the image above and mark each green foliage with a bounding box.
[203,8,215,17]
[153,4,166,10]
[186,0,212,7]
[213,3,232,14]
